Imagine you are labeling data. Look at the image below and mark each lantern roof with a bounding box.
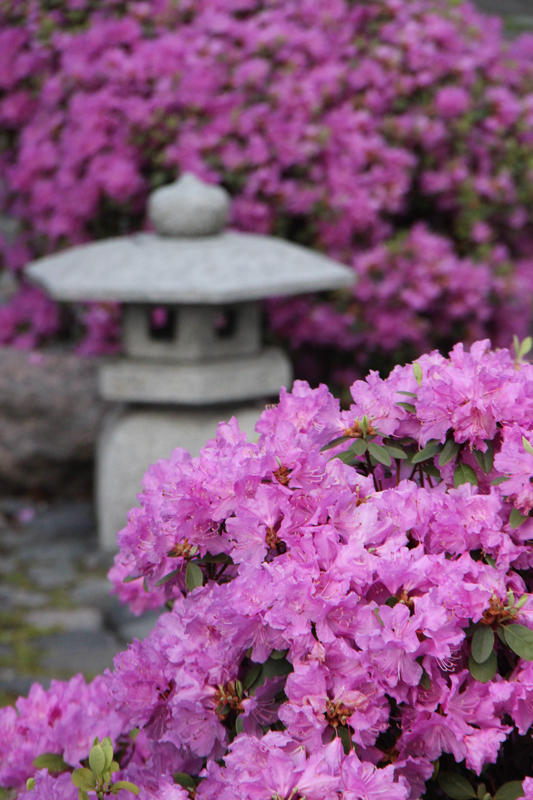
[26,174,354,305]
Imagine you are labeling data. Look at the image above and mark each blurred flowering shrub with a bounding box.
[4,338,533,798]
[2,0,533,371]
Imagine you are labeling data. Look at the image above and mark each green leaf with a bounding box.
[494,782,525,800]
[497,626,507,645]
[397,402,416,414]
[510,508,528,529]
[173,774,196,791]
[367,441,392,467]
[473,442,494,474]
[516,336,533,361]
[422,462,442,479]
[333,450,357,465]
[469,649,497,683]
[397,391,417,397]
[111,781,140,795]
[385,596,399,607]
[71,768,97,792]
[102,740,113,772]
[195,552,232,564]
[522,436,533,457]
[155,569,181,587]
[413,362,423,386]
[337,725,352,755]
[471,626,494,664]
[320,435,352,452]
[242,662,262,690]
[412,443,441,464]
[33,754,69,773]
[491,475,510,486]
[502,624,533,660]
[262,656,293,681]
[438,439,460,467]
[89,744,105,776]
[26,778,35,791]
[270,648,289,660]
[78,792,89,800]
[419,668,431,690]
[454,463,478,489]
[384,445,408,460]
[235,715,244,734]
[438,773,477,800]
[185,562,203,591]
[351,438,369,456]
[123,573,143,583]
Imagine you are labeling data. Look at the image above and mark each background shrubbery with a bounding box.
[2,0,533,380]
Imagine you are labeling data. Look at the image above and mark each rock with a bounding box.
[0,585,48,608]
[0,348,108,494]
[27,562,78,588]
[0,670,51,696]
[25,607,102,632]
[148,173,230,237]
[36,630,121,676]
[71,577,115,610]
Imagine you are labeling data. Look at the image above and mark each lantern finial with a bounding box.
[148,173,230,237]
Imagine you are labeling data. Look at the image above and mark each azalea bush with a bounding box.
[2,0,533,373]
[3,338,533,799]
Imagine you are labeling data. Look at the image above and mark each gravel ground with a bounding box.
[0,498,161,706]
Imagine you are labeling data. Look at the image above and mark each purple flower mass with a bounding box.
[3,339,533,799]
[2,0,533,375]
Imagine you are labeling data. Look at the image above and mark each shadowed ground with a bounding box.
[0,499,161,706]
[474,0,533,32]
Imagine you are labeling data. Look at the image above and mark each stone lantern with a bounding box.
[27,174,354,550]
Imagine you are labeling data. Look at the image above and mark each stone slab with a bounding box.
[25,607,102,632]
[28,562,78,589]
[26,230,355,304]
[36,630,120,676]
[98,347,292,405]
[0,585,48,608]
[71,578,115,610]
[97,404,263,551]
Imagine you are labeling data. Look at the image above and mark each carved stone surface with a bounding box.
[98,347,291,405]
[0,347,108,493]
[26,230,355,304]
[97,404,264,551]
[148,173,230,237]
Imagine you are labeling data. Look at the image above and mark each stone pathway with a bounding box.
[0,498,161,706]
[474,0,533,32]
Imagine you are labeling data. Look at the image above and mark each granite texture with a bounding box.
[98,347,292,405]
[0,347,108,493]
[123,302,262,362]
[148,173,230,237]
[97,404,264,550]
[26,230,355,304]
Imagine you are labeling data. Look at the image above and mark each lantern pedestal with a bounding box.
[96,403,264,552]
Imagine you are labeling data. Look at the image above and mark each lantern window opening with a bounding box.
[149,306,176,342]
[214,307,239,340]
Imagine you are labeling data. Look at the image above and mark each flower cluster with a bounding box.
[2,338,533,800]
[2,1,533,372]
